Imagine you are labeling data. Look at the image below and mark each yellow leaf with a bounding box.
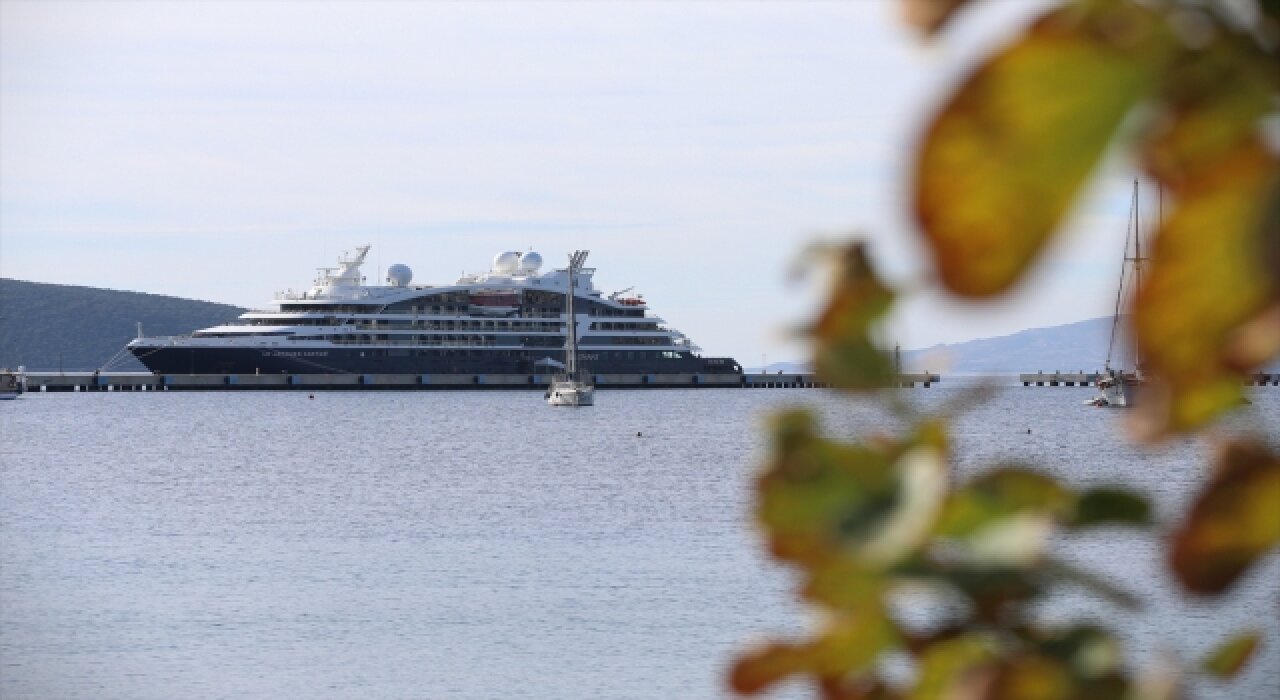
[1170,442,1280,594]
[1201,630,1261,679]
[913,4,1170,296]
[1133,34,1280,433]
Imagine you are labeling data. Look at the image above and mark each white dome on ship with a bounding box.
[386,264,413,287]
[517,251,543,274]
[493,251,520,274]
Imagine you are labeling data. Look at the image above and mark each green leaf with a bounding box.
[913,3,1170,296]
[1201,630,1261,679]
[812,243,896,390]
[937,467,1072,538]
[758,412,951,571]
[1068,487,1152,528]
[756,410,899,565]
[1171,442,1280,594]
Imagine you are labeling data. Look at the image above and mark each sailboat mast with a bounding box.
[1105,182,1139,371]
[563,250,590,376]
[566,256,577,375]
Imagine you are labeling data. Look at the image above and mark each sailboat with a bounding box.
[1090,180,1148,408]
[546,250,595,407]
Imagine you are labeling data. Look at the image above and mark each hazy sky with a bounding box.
[1,0,1149,366]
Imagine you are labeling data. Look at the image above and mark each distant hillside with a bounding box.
[903,317,1129,374]
[0,279,244,371]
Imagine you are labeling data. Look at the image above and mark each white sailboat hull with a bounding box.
[1090,372,1140,408]
[546,381,594,406]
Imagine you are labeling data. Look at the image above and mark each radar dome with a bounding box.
[517,251,543,274]
[493,251,520,274]
[386,264,413,287]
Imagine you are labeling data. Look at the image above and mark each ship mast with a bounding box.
[564,250,590,376]
[1127,182,1149,375]
[1105,181,1140,373]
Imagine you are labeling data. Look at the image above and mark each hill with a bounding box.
[902,317,1124,374]
[0,279,244,371]
[750,318,1133,375]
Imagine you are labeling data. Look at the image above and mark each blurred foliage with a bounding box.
[910,0,1279,434]
[1201,631,1262,679]
[732,0,1279,697]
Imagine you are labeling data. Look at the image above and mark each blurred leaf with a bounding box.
[913,3,1170,296]
[1043,559,1141,610]
[1035,625,1122,680]
[818,677,897,700]
[757,410,898,565]
[937,467,1072,538]
[758,412,951,570]
[1136,35,1280,433]
[812,605,900,682]
[987,654,1073,700]
[859,445,950,566]
[1067,487,1152,528]
[805,556,890,611]
[729,602,898,695]
[1170,441,1280,593]
[962,513,1053,567]
[909,560,1046,621]
[1225,303,1280,373]
[900,0,973,36]
[813,243,896,389]
[909,633,996,700]
[1200,630,1261,679]
[731,642,810,695]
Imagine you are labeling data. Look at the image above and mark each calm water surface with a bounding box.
[2,386,1277,699]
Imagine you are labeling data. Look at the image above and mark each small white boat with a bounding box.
[546,250,595,407]
[1,367,26,400]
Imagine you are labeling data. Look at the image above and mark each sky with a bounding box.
[0,0,1153,368]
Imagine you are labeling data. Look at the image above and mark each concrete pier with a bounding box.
[23,371,941,392]
[1018,371,1103,387]
[741,372,940,389]
[1018,371,1278,387]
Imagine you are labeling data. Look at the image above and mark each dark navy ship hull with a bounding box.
[129,346,741,377]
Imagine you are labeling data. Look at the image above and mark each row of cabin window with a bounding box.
[353,349,689,359]
[249,318,657,331]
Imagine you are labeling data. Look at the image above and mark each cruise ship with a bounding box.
[127,246,742,378]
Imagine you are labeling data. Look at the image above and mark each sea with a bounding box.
[2,384,1277,699]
